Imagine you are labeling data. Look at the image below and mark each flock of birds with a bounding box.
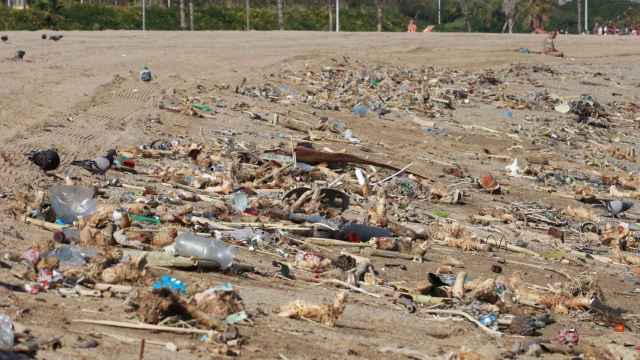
[2,34,64,59]
[1,34,63,43]
[27,149,117,175]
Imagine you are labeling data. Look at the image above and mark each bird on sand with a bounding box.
[604,200,633,218]
[26,149,60,172]
[71,149,117,175]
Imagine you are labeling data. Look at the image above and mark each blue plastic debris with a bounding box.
[224,311,248,325]
[152,274,187,295]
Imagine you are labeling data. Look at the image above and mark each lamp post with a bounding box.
[336,0,339,32]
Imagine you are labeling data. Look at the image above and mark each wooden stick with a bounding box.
[121,249,196,268]
[138,339,145,360]
[72,319,214,336]
[484,238,540,257]
[254,163,292,185]
[23,216,67,231]
[375,162,414,185]
[289,188,314,213]
[505,259,574,281]
[361,248,419,261]
[424,310,503,338]
[320,279,381,298]
[94,283,134,293]
[192,217,313,232]
[304,238,372,248]
[453,271,466,299]
[378,346,430,360]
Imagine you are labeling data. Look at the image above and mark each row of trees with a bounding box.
[2,0,640,32]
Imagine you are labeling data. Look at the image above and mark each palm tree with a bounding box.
[502,0,518,33]
[523,0,553,31]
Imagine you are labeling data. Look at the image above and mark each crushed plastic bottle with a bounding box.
[343,129,361,144]
[47,245,97,266]
[479,313,497,327]
[230,191,249,213]
[0,314,14,350]
[50,185,97,225]
[352,104,369,117]
[174,232,235,269]
[130,214,161,225]
[140,66,152,82]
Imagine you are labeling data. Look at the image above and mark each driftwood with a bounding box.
[72,319,214,335]
[361,247,420,261]
[453,272,467,299]
[304,238,373,248]
[121,249,196,268]
[320,279,382,298]
[424,309,503,337]
[22,216,67,231]
[294,147,428,179]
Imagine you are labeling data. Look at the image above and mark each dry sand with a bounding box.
[1,31,640,359]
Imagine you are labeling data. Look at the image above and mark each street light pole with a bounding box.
[336,0,339,32]
[142,0,146,31]
[438,0,441,25]
[584,0,588,33]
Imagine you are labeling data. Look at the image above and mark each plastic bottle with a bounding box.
[52,228,80,244]
[352,104,369,117]
[174,232,235,269]
[47,245,97,266]
[230,191,249,213]
[0,314,14,350]
[50,185,97,225]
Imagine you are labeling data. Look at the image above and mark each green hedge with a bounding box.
[1,1,639,32]
[0,4,410,31]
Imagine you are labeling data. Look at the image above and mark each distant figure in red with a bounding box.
[407,19,417,33]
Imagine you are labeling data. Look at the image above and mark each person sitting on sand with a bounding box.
[407,19,417,33]
[543,31,564,57]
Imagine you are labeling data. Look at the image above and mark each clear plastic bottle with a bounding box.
[0,314,14,350]
[50,185,97,224]
[47,245,97,266]
[174,233,235,269]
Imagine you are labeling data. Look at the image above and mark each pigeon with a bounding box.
[1,35,7,42]
[605,200,633,218]
[71,149,117,175]
[14,50,25,60]
[50,35,63,42]
[26,149,60,172]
